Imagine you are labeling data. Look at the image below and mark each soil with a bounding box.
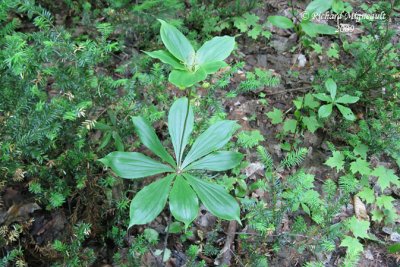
[1,0,399,266]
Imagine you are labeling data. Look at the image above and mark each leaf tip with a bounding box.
[98,157,108,166]
[157,18,166,24]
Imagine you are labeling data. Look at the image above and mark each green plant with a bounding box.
[314,78,359,120]
[232,12,271,40]
[267,93,322,135]
[268,0,338,38]
[146,19,235,88]
[52,222,95,267]
[100,97,243,228]
[94,110,124,151]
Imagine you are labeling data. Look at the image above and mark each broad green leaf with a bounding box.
[143,228,159,243]
[169,176,199,228]
[201,61,228,74]
[336,94,359,104]
[243,12,259,26]
[332,0,345,13]
[158,19,195,64]
[108,110,117,125]
[233,17,248,32]
[181,120,238,169]
[336,103,356,121]
[248,24,262,39]
[261,30,272,39]
[313,93,331,102]
[350,158,371,176]
[266,108,283,124]
[112,131,124,151]
[184,174,240,223]
[283,119,297,133]
[144,50,186,70]
[371,166,400,190]
[371,209,384,222]
[325,78,337,100]
[196,36,235,65]
[303,116,320,133]
[300,21,318,37]
[184,151,243,171]
[129,174,174,227]
[346,216,370,239]
[98,131,112,151]
[293,96,304,109]
[99,152,174,179]
[169,68,207,89]
[318,104,333,118]
[311,43,323,54]
[301,21,336,37]
[94,122,112,131]
[357,187,375,204]
[313,23,337,35]
[376,195,394,210]
[305,0,333,16]
[167,222,183,233]
[327,45,339,58]
[388,243,400,254]
[268,16,295,29]
[353,144,368,159]
[132,116,176,167]
[340,236,363,255]
[304,93,320,108]
[168,98,194,165]
[325,151,344,171]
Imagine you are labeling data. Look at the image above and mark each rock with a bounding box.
[390,232,400,242]
[297,54,307,68]
[246,56,257,67]
[269,35,293,53]
[364,249,374,260]
[382,226,393,234]
[257,54,268,68]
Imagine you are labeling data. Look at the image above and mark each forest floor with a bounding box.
[1,0,399,266]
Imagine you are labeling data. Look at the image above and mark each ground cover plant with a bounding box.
[0,0,399,266]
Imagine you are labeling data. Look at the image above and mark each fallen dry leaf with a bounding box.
[0,203,41,225]
[353,195,369,221]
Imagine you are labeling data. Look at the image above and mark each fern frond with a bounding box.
[280,148,308,169]
[339,174,359,193]
[257,146,274,172]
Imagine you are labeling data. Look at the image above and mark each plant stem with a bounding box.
[177,87,192,168]
[162,213,172,264]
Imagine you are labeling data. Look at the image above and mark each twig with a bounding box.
[161,213,172,264]
[177,87,192,167]
[149,248,163,267]
[215,221,237,265]
[266,86,313,96]
[235,231,320,241]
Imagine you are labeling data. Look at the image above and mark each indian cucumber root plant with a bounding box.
[0,1,399,266]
